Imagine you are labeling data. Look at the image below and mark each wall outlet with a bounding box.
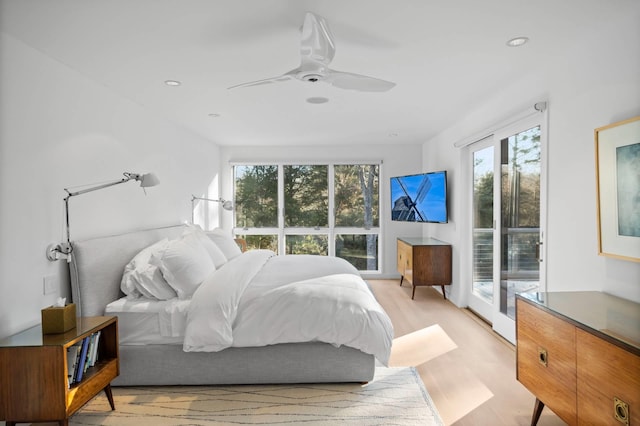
[43,275,58,295]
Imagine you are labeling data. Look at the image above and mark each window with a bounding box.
[233,163,381,272]
[234,165,278,228]
[284,165,328,227]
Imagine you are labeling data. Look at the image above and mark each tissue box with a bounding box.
[41,303,76,334]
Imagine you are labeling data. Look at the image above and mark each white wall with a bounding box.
[219,144,423,278]
[0,34,221,339]
[422,9,640,307]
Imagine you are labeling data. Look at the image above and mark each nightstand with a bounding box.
[0,316,119,426]
[397,237,452,299]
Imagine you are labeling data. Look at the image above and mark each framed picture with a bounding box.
[595,116,640,262]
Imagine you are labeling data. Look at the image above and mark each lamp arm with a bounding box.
[48,172,158,261]
[64,176,132,197]
[191,195,225,203]
[191,195,233,223]
[61,177,132,247]
[63,173,143,245]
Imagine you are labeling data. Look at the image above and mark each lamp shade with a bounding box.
[222,200,234,211]
[140,173,160,187]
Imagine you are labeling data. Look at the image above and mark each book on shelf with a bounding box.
[67,331,102,386]
[89,330,101,366]
[84,333,96,374]
[74,336,90,383]
[66,344,80,387]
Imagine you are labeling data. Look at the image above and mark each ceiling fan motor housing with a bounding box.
[301,73,323,82]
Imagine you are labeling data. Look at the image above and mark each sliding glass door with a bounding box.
[468,114,546,343]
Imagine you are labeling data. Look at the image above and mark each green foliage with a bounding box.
[240,234,278,252]
[474,171,494,228]
[335,165,379,227]
[285,235,328,255]
[284,165,328,227]
[234,166,278,227]
[335,234,378,270]
[502,126,541,228]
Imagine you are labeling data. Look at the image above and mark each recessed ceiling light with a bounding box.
[164,80,181,86]
[208,113,221,118]
[506,37,529,47]
[306,97,329,104]
[388,133,399,137]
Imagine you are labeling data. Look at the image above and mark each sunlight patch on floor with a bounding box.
[433,365,495,426]
[389,324,458,367]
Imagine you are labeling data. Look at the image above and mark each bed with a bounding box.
[69,224,393,386]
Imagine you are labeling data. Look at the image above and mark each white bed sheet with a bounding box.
[105,297,190,345]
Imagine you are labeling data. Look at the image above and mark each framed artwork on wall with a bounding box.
[595,115,640,262]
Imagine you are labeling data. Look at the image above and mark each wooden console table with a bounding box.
[516,291,640,425]
[397,237,452,299]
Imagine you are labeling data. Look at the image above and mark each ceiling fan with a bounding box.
[228,12,396,92]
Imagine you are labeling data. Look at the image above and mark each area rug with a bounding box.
[70,367,443,425]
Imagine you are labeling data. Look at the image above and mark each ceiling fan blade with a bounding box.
[325,70,396,92]
[228,13,395,93]
[300,12,335,67]
[227,75,292,90]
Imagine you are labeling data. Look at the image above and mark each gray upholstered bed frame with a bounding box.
[69,224,375,386]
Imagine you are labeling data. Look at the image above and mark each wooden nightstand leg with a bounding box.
[441,285,447,300]
[531,398,544,425]
[104,384,116,410]
[399,275,404,286]
[411,285,416,300]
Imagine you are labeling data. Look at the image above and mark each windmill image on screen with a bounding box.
[391,171,448,223]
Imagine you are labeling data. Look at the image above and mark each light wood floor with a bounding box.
[368,279,567,426]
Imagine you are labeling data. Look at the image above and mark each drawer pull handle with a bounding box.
[614,397,629,425]
[538,348,548,367]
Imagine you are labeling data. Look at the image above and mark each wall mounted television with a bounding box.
[390,170,448,223]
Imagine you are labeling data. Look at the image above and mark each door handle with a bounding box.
[535,241,543,263]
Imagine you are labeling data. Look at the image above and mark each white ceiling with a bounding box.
[0,0,633,146]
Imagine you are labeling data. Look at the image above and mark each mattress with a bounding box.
[105,297,190,345]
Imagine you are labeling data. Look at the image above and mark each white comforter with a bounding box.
[183,250,394,365]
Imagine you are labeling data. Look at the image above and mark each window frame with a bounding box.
[231,161,382,273]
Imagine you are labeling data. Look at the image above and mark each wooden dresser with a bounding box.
[397,237,452,299]
[516,292,640,426]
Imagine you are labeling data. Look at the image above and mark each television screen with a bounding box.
[391,171,448,223]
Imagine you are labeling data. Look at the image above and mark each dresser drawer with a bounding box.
[516,298,577,425]
[576,329,640,425]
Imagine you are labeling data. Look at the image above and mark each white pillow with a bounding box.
[120,238,177,300]
[152,232,215,299]
[206,228,243,260]
[184,227,227,269]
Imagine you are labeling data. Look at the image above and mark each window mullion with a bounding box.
[277,164,285,255]
[328,164,335,257]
